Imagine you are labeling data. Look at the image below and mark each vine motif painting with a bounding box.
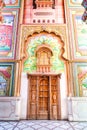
[69,10,87,59]
[0,63,15,96]
[0,9,19,59]
[0,16,14,52]
[24,34,64,73]
[73,63,87,97]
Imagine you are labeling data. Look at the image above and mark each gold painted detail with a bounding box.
[21,25,67,62]
[21,25,66,43]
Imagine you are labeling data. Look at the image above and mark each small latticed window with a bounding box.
[36,46,53,73]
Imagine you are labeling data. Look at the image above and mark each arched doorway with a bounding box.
[21,25,68,120]
[27,74,61,120]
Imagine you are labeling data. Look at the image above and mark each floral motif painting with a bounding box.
[24,34,64,73]
[69,9,87,59]
[0,9,19,59]
[0,63,15,96]
[75,15,87,50]
[67,0,83,7]
[73,63,87,97]
[3,0,20,8]
[0,16,14,52]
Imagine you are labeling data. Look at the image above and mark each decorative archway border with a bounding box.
[19,25,72,119]
[19,24,72,97]
[20,25,68,62]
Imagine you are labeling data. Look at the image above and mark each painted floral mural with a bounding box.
[74,63,87,96]
[69,10,87,59]
[0,9,19,59]
[0,63,15,96]
[24,34,64,73]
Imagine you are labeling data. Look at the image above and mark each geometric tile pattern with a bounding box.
[0,120,87,130]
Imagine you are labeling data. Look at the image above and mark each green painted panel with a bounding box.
[24,35,64,73]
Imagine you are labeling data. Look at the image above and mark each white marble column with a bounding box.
[20,72,28,119]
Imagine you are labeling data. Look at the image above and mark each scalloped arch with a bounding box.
[21,25,68,62]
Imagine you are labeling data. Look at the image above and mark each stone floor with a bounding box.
[0,120,87,130]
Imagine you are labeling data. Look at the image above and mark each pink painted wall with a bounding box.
[23,0,65,24]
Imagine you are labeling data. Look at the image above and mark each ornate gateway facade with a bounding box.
[0,0,87,121]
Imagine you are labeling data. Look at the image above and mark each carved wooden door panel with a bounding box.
[27,74,61,120]
[37,76,49,119]
[27,76,37,119]
[50,76,61,119]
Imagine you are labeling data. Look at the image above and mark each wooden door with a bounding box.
[27,76,37,119]
[27,74,61,120]
[37,76,49,119]
[50,76,61,119]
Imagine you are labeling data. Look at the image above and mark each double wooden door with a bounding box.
[27,74,61,120]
